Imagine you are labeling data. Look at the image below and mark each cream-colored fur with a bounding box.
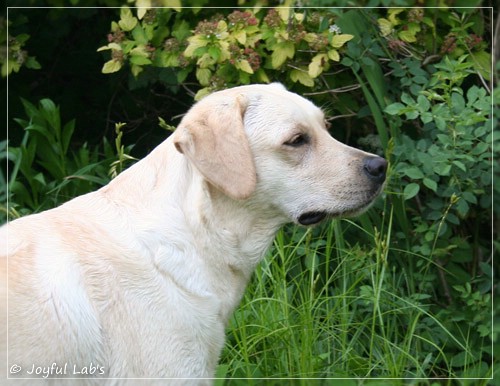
[0,83,386,385]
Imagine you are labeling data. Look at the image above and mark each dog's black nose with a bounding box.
[363,156,387,183]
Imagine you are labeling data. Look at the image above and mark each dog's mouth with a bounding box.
[297,188,384,226]
[297,211,328,226]
[297,207,368,226]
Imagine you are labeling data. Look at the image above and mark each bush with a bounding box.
[2,98,135,220]
[96,6,356,100]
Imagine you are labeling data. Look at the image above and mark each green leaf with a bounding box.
[194,87,212,101]
[290,69,314,87]
[118,7,138,32]
[111,21,120,33]
[421,112,433,124]
[403,183,420,200]
[176,68,190,84]
[184,35,208,58]
[158,117,177,132]
[417,95,430,112]
[208,46,221,62]
[33,172,47,186]
[462,191,477,204]
[456,198,470,217]
[327,49,340,62]
[129,55,152,65]
[384,102,405,115]
[353,70,388,150]
[131,25,149,45]
[341,57,353,67]
[423,177,437,192]
[130,45,149,57]
[15,33,30,45]
[433,163,451,176]
[26,123,52,141]
[233,30,246,45]
[61,119,75,155]
[435,116,447,131]
[452,160,466,172]
[20,98,39,121]
[172,19,191,41]
[401,92,415,105]
[39,99,60,132]
[277,4,291,21]
[236,60,254,74]
[164,0,181,11]
[361,56,375,67]
[196,53,215,69]
[404,109,419,120]
[471,141,489,155]
[151,26,170,46]
[330,34,354,48]
[136,3,149,20]
[308,53,327,78]
[413,75,428,85]
[398,22,421,43]
[25,56,41,70]
[404,167,424,179]
[155,51,178,67]
[97,42,122,52]
[271,41,295,68]
[2,60,17,76]
[466,85,480,105]
[470,50,491,81]
[196,68,211,86]
[451,92,465,113]
[102,59,122,74]
[130,64,143,78]
[377,18,393,37]
[255,69,270,84]
[360,55,387,115]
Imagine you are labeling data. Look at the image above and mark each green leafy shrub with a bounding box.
[97,6,354,99]
[384,52,494,376]
[0,17,41,77]
[386,54,492,219]
[2,98,134,221]
[377,8,490,80]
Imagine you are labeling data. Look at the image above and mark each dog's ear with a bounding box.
[173,94,257,200]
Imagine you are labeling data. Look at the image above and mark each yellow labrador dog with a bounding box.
[0,83,386,384]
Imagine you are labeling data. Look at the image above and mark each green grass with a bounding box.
[217,207,490,385]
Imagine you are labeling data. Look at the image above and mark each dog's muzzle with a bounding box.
[297,156,387,227]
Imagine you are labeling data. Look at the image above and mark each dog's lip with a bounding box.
[297,211,328,226]
[297,187,384,226]
[297,206,365,226]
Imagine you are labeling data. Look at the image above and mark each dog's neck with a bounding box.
[176,160,286,322]
[105,138,285,323]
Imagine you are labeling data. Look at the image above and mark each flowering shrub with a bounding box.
[1,17,40,77]
[97,6,353,99]
[377,8,490,78]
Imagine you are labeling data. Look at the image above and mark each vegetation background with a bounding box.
[1,0,498,384]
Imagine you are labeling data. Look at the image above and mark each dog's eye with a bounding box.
[284,134,309,147]
[324,119,331,129]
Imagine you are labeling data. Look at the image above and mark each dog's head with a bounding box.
[173,83,386,226]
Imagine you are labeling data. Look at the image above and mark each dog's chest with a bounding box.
[90,266,226,377]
